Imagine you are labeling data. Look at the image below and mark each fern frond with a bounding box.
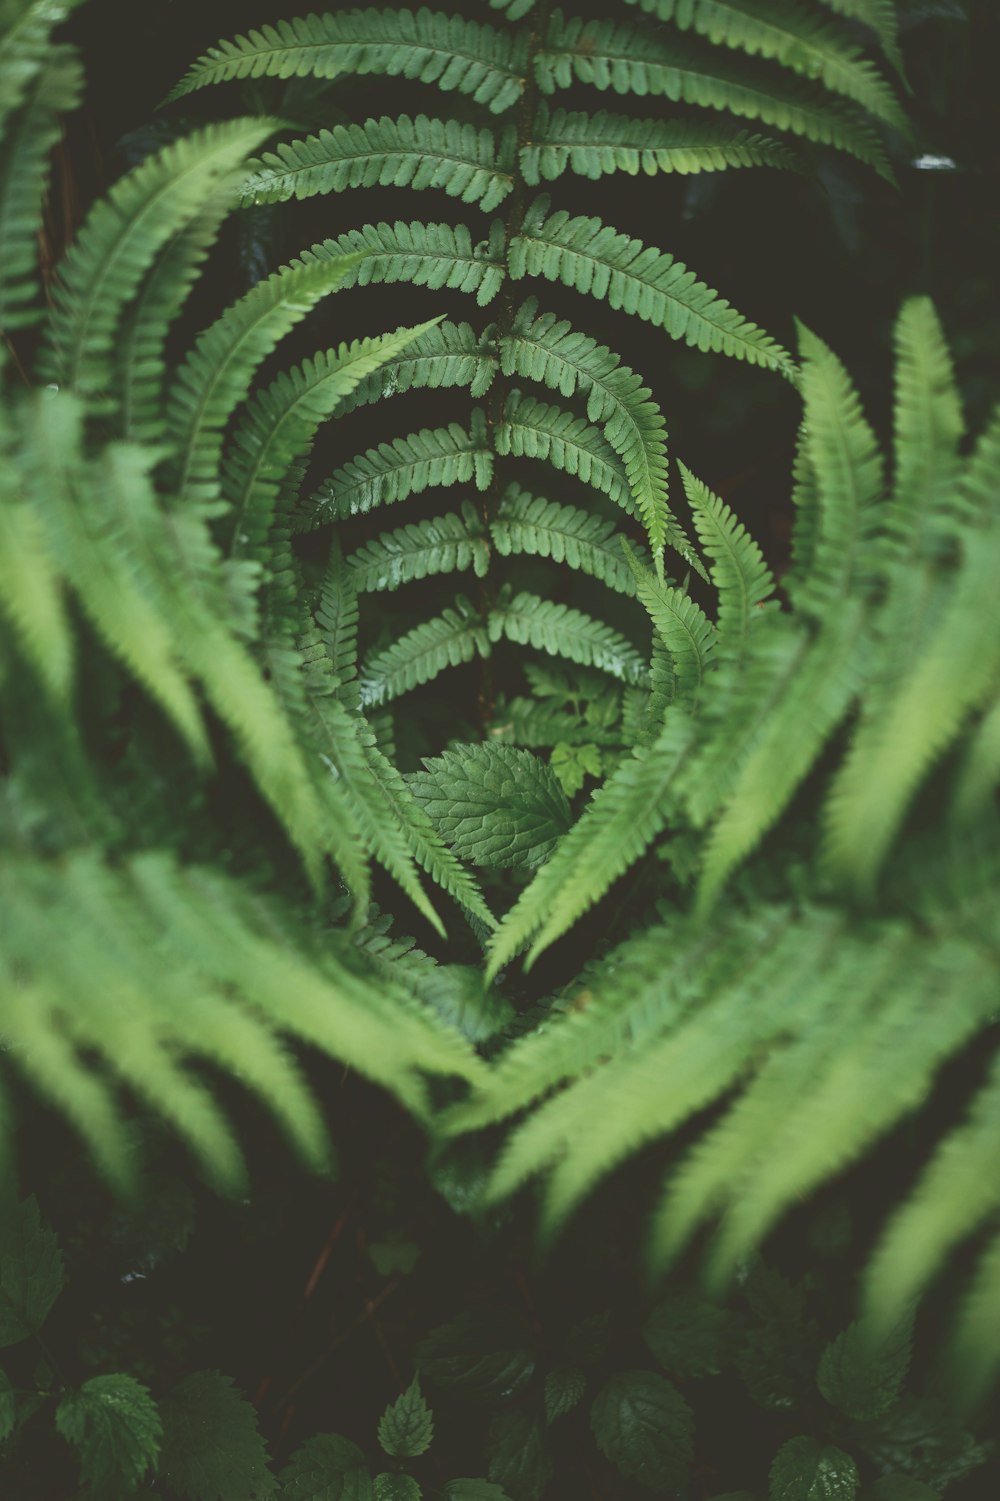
[408,743,572,870]
[335,319,498,414]
[623,0,907,130]
[349,504,489,593]
[496,388,634,517]
[944,1228,1000,1412]
[624,547,716,707]
[522,105,797,183]
[242,115,515,214]
[168,247,363,508]
[953,688,1000,825]
[42,119,278,397]
[502,301,702,572]
[315,537,360,703]
[0,472,72,699]
[679,463,774,653]
[0,0,82,132]
[305,409,491,528]
[312,219,506,305]
[485,714,695,979]
[488,590,650,687]
[359,596,490,708]
[535,15,892,176]
[816,0,903,74]
[168,9,528,115]
[887,296,964,547]
[225,320,441,561]
[510,198,796,378]
[0,49,81,331]
[491,485,640,597]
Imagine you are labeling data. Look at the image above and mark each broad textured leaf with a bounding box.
[374,1475,421,1501]
[55,1374,161,1497]
[590,1371,694,1494]
[817,1318,912,1421]
[378,1378,434,1458]
[407,744,571,869]
[280,1434,373,1501]
[486,1410,552,1501]
[158,1371,276,1501]
[417,1311,535,1403]
[644,1290,730,1377]
[0,1197,64,1348]
[544,1366,586,1423]
[769,1437,858,1501]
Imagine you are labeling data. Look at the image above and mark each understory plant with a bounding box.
[1,0,998,1496]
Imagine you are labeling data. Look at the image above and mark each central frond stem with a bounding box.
[476,0,553,733]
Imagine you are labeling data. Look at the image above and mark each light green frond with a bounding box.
[0,0,82,133]
[349,504,489,593]
[42,118,277,397]
[407,742,572,870]
[510,198,796,377]
[242,115,515,213]
[0,49,81,331]
[488,590,650,686]
[945,1229,1000,1413]
[888,296,964,547]
[359,596,490,708]
[522,105,797,183]
[679,463,774,652]
[697,604,866,909]
[315,537,360,703]
[336,319,498,414]
[485,714,695,978]
[496,388,634,517]
[624,0,906,130]
[0,416,72,697]
[792,322,884,610]
[304,408,492,526]
[313,219,506,305]
[491,485,640,596]
[224,319,440,560]
[624,548,716,707]
[953,687,1000,825]
[168,9,528,115]
[535,15,892,176]
[168,247,363,508]
[816,0,903,73]
[501,301,702,571]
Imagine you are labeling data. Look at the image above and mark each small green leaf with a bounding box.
[159,1371,276,1501]
[417,1311,535,1403]
[378,1377,434,1458]
[644,1290,730,1377]
[590,1371,694,1494]
[55,1374,161,1497]
[818,1318,912,1420]
[445,1482,515,1500]
[0,1198,64,1347]
[280,1434,372,1500]
[769,1437,859,1501]
[486,1409,552,1501]
[0,1367,16,1443]
[544,1365,586,1423]
[375,1475,421,1501]
[550,741,602,796]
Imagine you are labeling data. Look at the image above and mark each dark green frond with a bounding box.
[510,198,796,378]
[624,547,716,707]
[242,114,515,214]
[680,463,774,653]
[496,388,634,518]
[349,504,490,593]
[491,484,640,596]
[359,596,490,708]
[312,219,507,305]
[335,319,498,414]
[168,9,528,115]
[488,590,650,687]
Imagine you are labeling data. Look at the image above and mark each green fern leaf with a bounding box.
[679,463,774,653]
[489,590,650,687]
[349,504,490,593]
[315,537,361,703]
[305,408,492,526]
[336,319,498,414]
[522,105,797,183]
[168,247,363,507]
[496,388,634,517]
[485,715,695,979]
[887,297,964,546]
[313,219,506,306]
[624,0,907,130]
[0,48,81,330]
[623,547,716,707]
[360,596,490,708]
[408,743,572,870]
[535,14,892,176]
[492,484,640,596]
[0,0,83,133]
[944,1228,1000,1412]
[243,114,515,213]
[816,0,903,73]
[510,197,796,377]
[168,9,529,114]
[43,118,277,397]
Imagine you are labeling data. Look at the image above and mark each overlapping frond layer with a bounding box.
[359,597,490,708]
[243,115,515,213]
[492,486,640,596]
[680,464,774,652]
[349,505,490,593]
[168,9,528,114]
[489,591,650,687]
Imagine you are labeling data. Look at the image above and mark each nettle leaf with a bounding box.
[280,1433,373,1500]
[643,1290,731,1377]
[769,1437,859,1501]
[375,1475,421,1501]
[407,744,572,869]
[0,1367,16,1442]
[55,1374,161,1497]
[590,1371,694,1494]
[0,1197,64,1348]
[159,1371,276,1501]
[817,1317,913,1421]
[378,1377,434,1458]
[486,1409,553,1501]
[444,1482,515,1501]
[544,1365,586,1423]
[853,1397,988,1493]
[417,1310,535,1403]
